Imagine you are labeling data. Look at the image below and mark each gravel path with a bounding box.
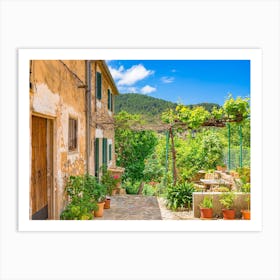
[157,197,194,220]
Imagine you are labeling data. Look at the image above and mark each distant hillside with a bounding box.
[115,93,220,117]
[115,93,177,116]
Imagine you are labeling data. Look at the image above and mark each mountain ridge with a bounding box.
[115,93,220,117]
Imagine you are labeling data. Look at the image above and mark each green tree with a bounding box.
[115,111,158,183]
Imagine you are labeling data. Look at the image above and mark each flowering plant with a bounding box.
[101,166,122,196]
[113,175,121,186]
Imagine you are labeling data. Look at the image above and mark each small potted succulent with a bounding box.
[200,196,213,219]
[219,191,236,219]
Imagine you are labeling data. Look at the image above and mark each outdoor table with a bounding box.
[200,179,231,191]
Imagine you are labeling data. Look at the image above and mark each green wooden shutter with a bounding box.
[107,89,111,110]
[96,72,102,100]
[95,138,99,177]
[109,144,112,161]
[102,138,108,166]
[110,93,113,112]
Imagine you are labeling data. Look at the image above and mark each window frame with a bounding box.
[107,88,111,110]
[68,117,78,152]
[96,72,102,100]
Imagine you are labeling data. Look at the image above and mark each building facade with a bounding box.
[29,60,119,220]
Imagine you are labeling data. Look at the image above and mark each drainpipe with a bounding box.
[86,60,91,173]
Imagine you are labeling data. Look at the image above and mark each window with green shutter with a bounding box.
[107,89,111,110]
[111,93,114,112]
[94,138,100,177]
[109,144,112,161]
[102,138,108,166]
[96,72,102,100]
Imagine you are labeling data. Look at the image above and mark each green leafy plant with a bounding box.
[211,106,225,120]
[166,182,195,211]
[176,105,211,129]
[223,94,250,121]
[217,186,230,192]
[240,182,250,211]
[143,155,165,183]
[60,174,103,220]
[219,191,236,209]
[91,181,107,203]
[123,180,140,194]
[60,201,97,220]
[200,196,213,209]
[142,183,157,196]
[115,111,158,183]
[237,166,250,183]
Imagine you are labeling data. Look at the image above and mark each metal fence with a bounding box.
[223,147,250,170]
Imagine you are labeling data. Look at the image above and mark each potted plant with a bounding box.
[92,182,107,217]
[217,164,226,172]
[101,167,112,209]
[84,174,107,217]
[219,191,236,219]
[200,196,213,219]
[101,166,121,208]
[241,182,250,220]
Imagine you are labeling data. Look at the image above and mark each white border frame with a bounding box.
[18,48,262,232]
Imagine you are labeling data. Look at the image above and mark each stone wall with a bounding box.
[30,60,118,219]
[91,62,116,170]
[193,192,250,219]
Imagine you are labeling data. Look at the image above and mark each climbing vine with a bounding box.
[161,94,250,185]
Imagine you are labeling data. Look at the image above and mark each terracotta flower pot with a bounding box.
[241,210,250,220]
[94,202,105,217]
[217,166,226,172]
[200,208,213,219]
[104,198,111,209]
[222,209,235,220]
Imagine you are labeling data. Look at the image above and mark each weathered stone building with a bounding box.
[30,60,119,220]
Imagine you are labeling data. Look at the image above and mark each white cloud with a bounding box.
[140,85,156,94]
[126,87,138,93]
[161,76,175,83]
[117,86,138,93]
[171,69,176,73]
[108,65,124,80]
[108,64,154,86]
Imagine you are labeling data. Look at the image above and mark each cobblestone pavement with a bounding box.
[95,195,194,220]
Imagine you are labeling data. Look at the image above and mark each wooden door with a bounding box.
[31,116,48,219]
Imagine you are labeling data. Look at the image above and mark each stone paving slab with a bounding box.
[96,195,162,220]
[95,195,195,220]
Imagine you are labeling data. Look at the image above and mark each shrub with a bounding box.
[124,180,140,194]
[60,201,96,220]
[166,182,195,211]
[60,174,101,220]
[142,183,157,196]
[237,166,250,183]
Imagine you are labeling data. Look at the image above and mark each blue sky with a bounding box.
[106,60,250,105]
